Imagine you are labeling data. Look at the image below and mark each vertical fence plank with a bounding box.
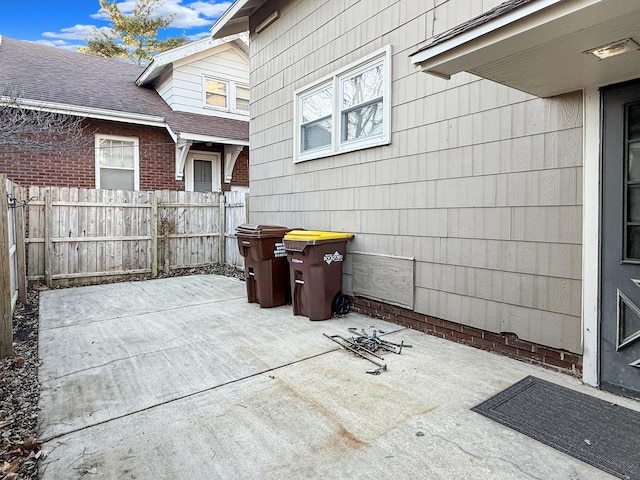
[14,186,27,304]
[219,193,226,265]
[26,186,41,280]
[44,189,52,288]
[244,192,250,223]
[151,192,158,278]
[223,190,248,269]
[57,187,69,287]
[0,174,14,358]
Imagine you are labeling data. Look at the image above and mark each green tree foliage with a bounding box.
[79,0,188,65]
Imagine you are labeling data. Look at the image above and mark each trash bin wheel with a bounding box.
[332,292,350,316]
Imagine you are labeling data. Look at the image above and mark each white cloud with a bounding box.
[39,1,232,47]
[90,0,232,28]
[187,1,233,18]
[188,31,214,41]
[41,25,110,41]
[33,39,85,52]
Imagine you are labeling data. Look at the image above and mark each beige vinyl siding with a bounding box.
[159,45,249,115]
[248,0,583,352]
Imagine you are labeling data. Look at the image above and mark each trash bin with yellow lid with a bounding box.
[236,224,291,308]
[283,230,354,321]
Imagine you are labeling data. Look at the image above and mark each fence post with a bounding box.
[150,192,158,278]
[244,192,249,223]
[44,189,52,287]
[219,193,226,265]
[0,174,14,358]
[15,186,27,304]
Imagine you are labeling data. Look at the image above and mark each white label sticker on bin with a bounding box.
[274,242,287,258]
[291,258,304,264]
[323,251,344,265]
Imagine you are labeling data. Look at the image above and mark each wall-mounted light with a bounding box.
[255,10,279,34]
[584,38,640,60]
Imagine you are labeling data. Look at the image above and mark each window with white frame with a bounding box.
[205,78,228,108]
[294,46,391,162]
[95,134,139,190]
[204,77,249,113]
[236,84,250,112]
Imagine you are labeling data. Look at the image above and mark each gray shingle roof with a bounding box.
[412,0,536,55]
[0,36,248,142]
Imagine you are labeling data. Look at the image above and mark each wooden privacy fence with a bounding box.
[224,190,249,270]
[24,186,248,287]
[1,174,27,357]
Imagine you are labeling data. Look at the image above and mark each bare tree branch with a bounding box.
[0,88,91,154]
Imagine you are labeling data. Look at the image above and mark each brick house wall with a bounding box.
[0,117,249,190]
[226,147,249,190]
[350,296,583,376]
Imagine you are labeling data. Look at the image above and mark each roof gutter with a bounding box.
[176,132,249,146]
[0,96,167,128]
[1,97,247,146]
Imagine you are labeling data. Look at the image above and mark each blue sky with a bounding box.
[0,0,232,50]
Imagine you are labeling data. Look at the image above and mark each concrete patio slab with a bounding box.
[38,274,640,479]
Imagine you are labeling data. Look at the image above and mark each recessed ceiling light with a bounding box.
[584,38,640,60]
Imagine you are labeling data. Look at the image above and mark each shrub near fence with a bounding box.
[24,186,247,287]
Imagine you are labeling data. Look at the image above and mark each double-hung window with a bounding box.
[300,84,333,153]
[95,134,139,190]
[205,78,228,108]
[204,77,250,114]
[294,46,391,162]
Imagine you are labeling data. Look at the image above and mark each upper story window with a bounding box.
[204,76,249,114]
[236,85,250,112]
[205,79,228,108]
[294,46,391,163]
[95,134,140,191]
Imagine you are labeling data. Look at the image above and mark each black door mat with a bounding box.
[471,376,640,480]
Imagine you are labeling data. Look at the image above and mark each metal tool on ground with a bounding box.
[346,327,412,354]
[323,328,411,375]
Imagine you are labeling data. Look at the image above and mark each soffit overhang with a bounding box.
[210,0,268,38]
[410,0,640,97]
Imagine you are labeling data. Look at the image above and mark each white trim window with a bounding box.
[294,46,391,162]
[204,76,250,114]
[95,134,140,190]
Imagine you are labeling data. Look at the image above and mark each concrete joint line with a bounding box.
[40,347,341,444]
[40,295,246,331]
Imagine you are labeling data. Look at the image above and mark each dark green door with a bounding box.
[601,80,640,399]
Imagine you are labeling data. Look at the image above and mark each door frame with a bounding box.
[184,151,222,192]
[584,82,640,392]
[582,87,601,387]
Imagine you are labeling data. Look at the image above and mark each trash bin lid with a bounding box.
[284,230,353,241]
[236,224,290,237]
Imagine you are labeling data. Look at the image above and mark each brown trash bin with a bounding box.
[236,224,291,308]
[283,230,354,321]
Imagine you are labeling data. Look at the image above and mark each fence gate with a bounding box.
[224,190,249,270]
[1,174,27,358]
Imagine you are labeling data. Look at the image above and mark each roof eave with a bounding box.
[0,97,166,126]
[410,0,640,98]
[410,0,566,74]
[211,0,252,39]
